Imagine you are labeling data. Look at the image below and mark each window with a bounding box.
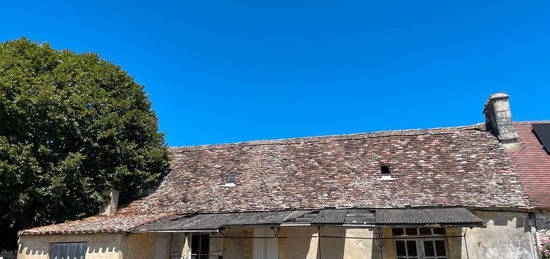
[191,234,209,259]
[223,172,237,187]
[50,242,86,259]
[393,228,447,259]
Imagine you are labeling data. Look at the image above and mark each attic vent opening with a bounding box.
[224,172,237,187]
[380,165,390,175]
[379,164,395,181]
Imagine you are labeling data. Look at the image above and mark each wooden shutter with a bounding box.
[49,243,86,259]
[209,232,223,259]
[253,228,278,259]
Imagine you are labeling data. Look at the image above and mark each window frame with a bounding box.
[392,228,448,259]
[190,233,210,259]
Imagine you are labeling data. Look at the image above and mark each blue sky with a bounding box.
[2,0,549,146]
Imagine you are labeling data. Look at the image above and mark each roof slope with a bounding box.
[511,122,550,207]
[21,124,530,235]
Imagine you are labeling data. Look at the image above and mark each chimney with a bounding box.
[483,93,520,149]
[100,189,119,216]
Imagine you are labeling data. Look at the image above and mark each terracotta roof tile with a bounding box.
[510,121,550,208]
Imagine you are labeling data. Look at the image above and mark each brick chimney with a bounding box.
[483,93,520,149]
[100,189,119,216]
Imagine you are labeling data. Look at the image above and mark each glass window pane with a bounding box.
[396,241,406,256]
[419,228,431,235]
[200,235,209,254]
[191,256,197,259]
[406,228,417,235]
[200,255,208,259]
[407,240,417,256]
[435,240,446,256]
[392,228,404,236]
[424,240,435,256]
[433,228,446,235]
[191,235,200,253]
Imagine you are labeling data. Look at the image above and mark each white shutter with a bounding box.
[253,228,278,259]
[170,233,186,259]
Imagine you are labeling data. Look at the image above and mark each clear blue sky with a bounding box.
[2,1,549,147]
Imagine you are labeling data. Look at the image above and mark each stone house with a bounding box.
[16,93,550,259]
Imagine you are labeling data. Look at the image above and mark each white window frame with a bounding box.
[393,228,448,259]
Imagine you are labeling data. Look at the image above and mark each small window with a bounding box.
[191,234,209,259]
[380,165,390,174]
[223,173,237,187]
[50,242,86,259]
[227,173,236,184]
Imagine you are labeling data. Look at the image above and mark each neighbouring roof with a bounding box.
[511,122,550,208]
[21,124,530,235]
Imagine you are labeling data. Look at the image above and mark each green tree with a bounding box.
[0,38,169,250]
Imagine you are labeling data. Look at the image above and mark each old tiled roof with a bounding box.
[510,122,550,208]
[21,124,530,235]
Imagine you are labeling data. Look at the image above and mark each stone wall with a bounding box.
[122,232,169,259]
[463,210,537,259]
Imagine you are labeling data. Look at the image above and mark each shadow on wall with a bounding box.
[18,238,120,256]
[317,228,345,259]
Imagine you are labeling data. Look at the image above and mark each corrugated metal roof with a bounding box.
[375,208,483,226]
[138,208,481,232]
[309,209,375,225]
[139,211,311,232]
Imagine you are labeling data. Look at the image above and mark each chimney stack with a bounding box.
[100,189,119,216]
[483,93,519,149]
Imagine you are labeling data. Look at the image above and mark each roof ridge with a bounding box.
[169,123,485,152]
[514,120,550,124]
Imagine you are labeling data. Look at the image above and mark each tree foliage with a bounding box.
[0,38,169,250]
